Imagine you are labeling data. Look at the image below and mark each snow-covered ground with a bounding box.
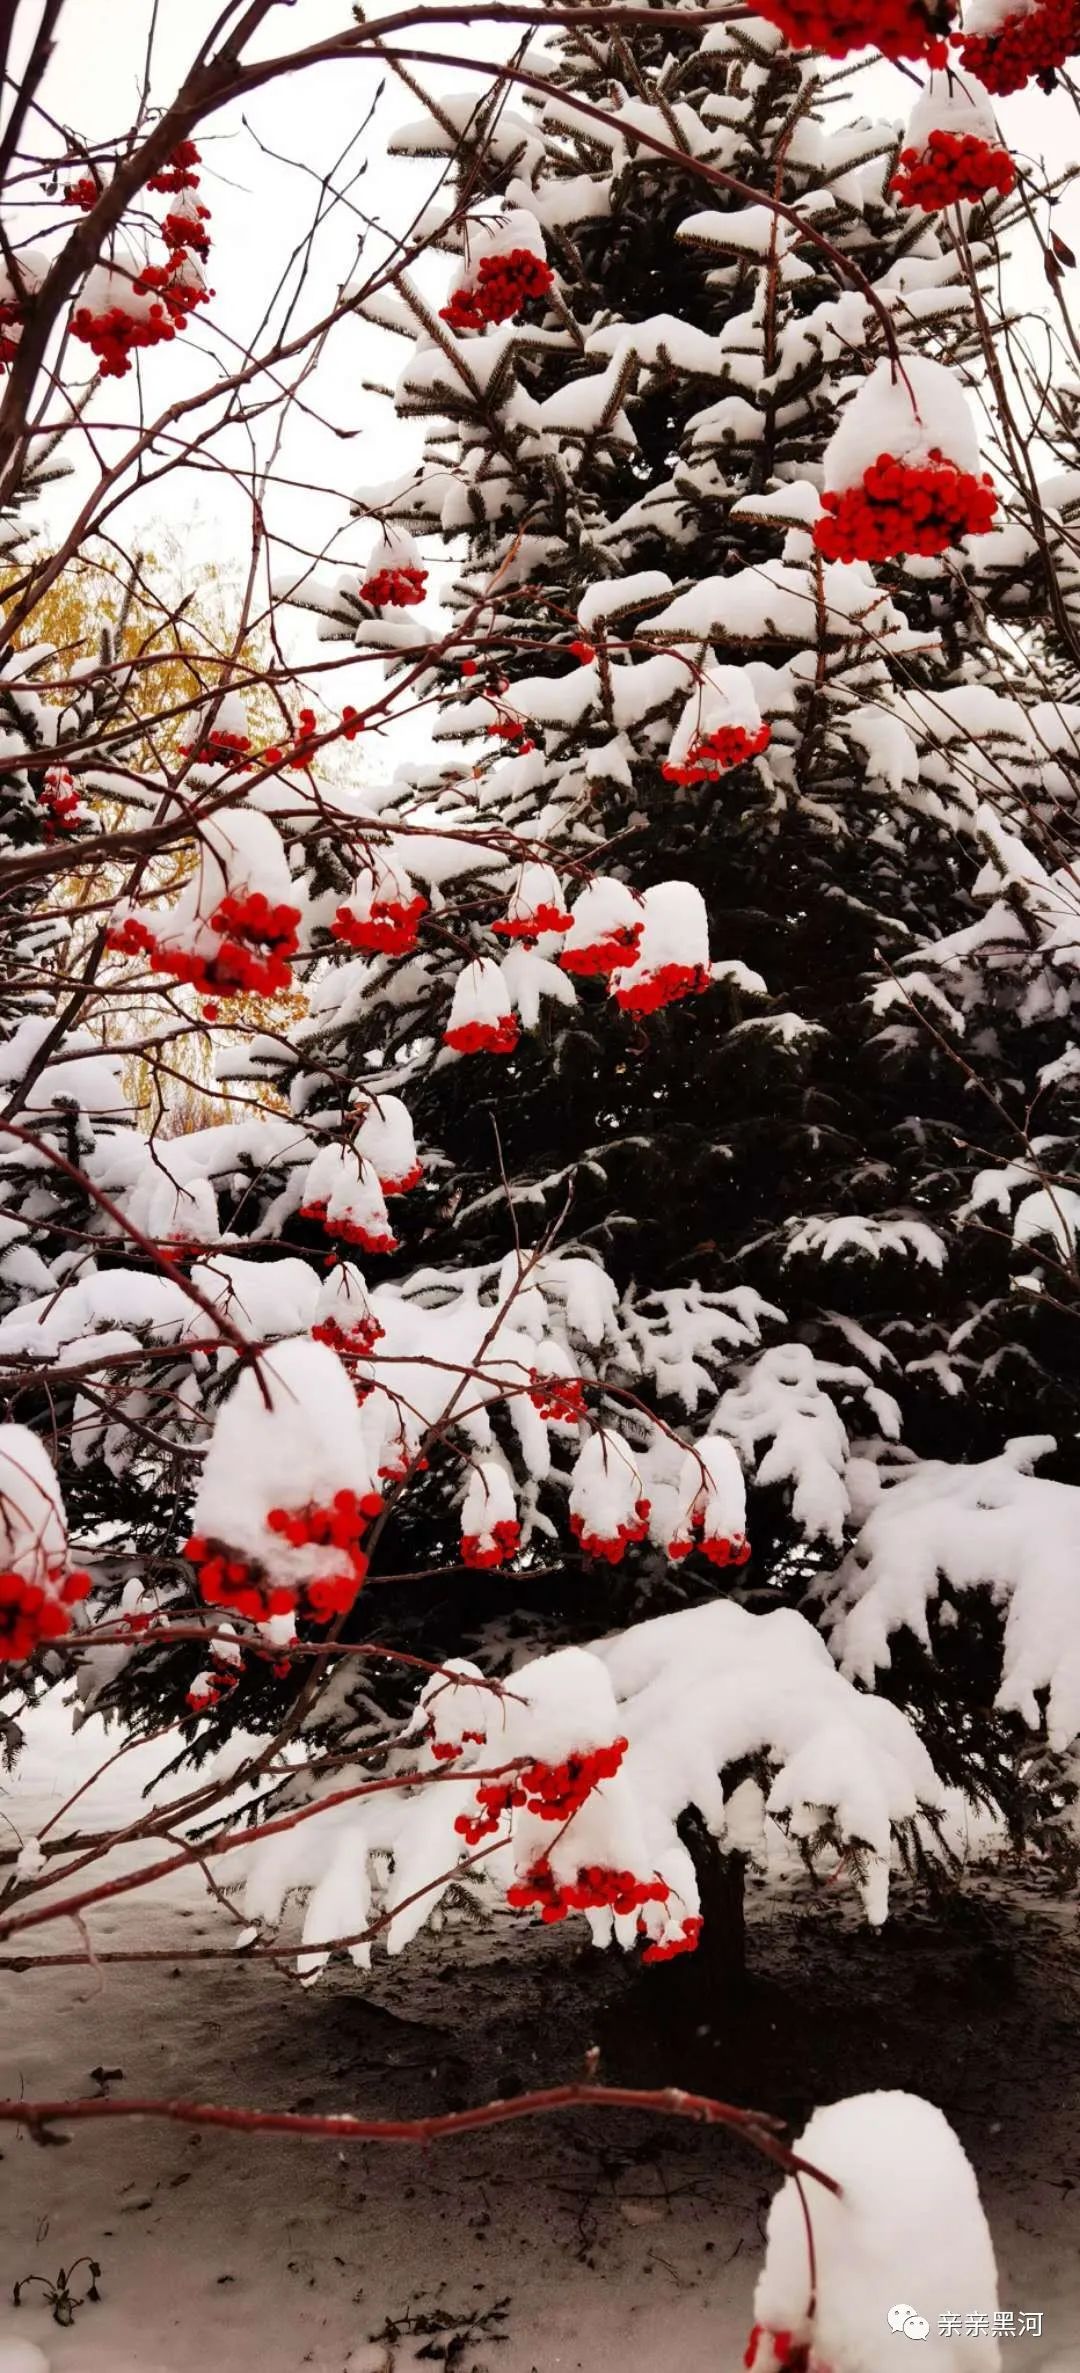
[1,1698,1078,2372]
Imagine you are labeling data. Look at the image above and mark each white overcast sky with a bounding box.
[9,0,1080,718]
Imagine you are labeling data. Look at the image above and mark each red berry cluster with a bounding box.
[361,565,428,607]
[756,0,950,55]
[744,2328,813,2372]
[668,1525,751,1569]
[570,1499,651,1564]
[71,299,167,377]
[377,1446,428,1482]
[443,1014,520,1056]
[568,639,597,664]
[0,1566,89,1664]
[107,909,296,1000]
[558,923,643,979]
[185,1488,381,1624]
[506,1860,670,1924]
[148,140,202,195]
[814,448,997,562]
[162,203,211,256]
[331,893,428,956]
[64,175,100,210]
[183,1540,291,1623]
[267,1490,381,1545]
[135,258,208,321]
[477,248,555,323]
[493,901,571,941]
[528,1372,586,1424]
[381,1160,423,1194]
[454,1736,629,1845]
[180,727,252,767]
[186,1654,241,1715]
[310,1312,385,1357]
[107,889,299,1001]
[260,705,319,771]
[299,1200,398,1255]
[522,1737,629,1818]
[613,962,712,1015]
[441,248,554,332]
[891,128,1017,209]
[430,1727,487,1763]
[485,716,535,751]
[959,0,1078,89]
[38,766,82,839]
[73,257,209,378]
[641,1913,705,1964]
[461,1518,521,1570]
[212,890,300,958]
[455,1798,505,1846]
[662,721,772,784]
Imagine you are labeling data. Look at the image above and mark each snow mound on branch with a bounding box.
[390,94,537,167]
[817,1439,1080,1750]
[595,1599,942,1928]
[189,1254,320,1343]
[0,1425,69,1570]
[0,1270,193,1362]
[641,559,934,658]
[904,67,1001,149]
[193,1338,381,1572]
[0,1017,127,1115]
[753,2091,999,2372]
[824,356,983,489]
[719,1343,861,1546]
[784,1213,947,1270]
[119,807,297,951]
[665,663,764,765]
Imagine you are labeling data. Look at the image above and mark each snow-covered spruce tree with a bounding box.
[3,6,1080,1990]
[263,20,1080,1899]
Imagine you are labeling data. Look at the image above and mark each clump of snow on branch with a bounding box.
[749,2091,1000,2373]
[237,1599,945,1976]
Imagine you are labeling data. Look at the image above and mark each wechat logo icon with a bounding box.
[888,2306,930,2341]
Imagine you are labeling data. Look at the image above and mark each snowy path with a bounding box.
[1,1700,1078,2372]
